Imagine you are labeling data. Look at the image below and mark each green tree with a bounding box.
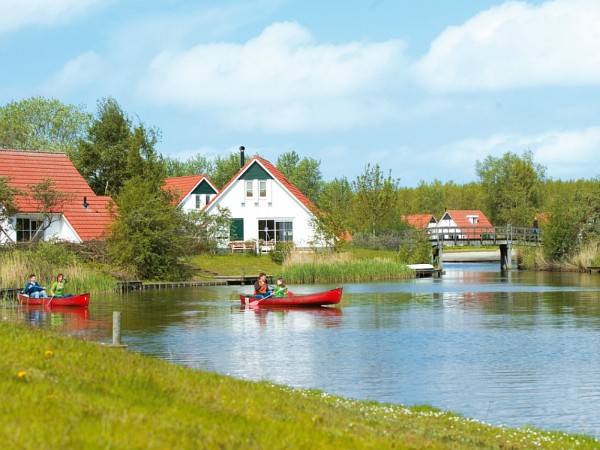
[210,152,241,189]
[27,178,73,241]
[0,96,91,154]
[183,206,232,254]
[73,98,164,196]
[0,176,22,242]
[276,151,323,203]
[352,164,400,234]
[475,150,546,226]
[315,177,354,250]
[164,154,213,178]
[107,176,189,280]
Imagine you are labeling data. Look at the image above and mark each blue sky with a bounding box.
[2,0,600,187]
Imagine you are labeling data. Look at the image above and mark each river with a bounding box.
[6,262,600,438]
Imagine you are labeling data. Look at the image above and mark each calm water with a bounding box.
[6,263,600,438]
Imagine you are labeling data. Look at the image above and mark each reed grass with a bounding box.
[281,251,413,283]
[0,246,116,293]
[1,322,596,449]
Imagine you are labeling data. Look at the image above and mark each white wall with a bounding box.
[179,193,216,213]
[0,215,80,244]
[212,178,319,248]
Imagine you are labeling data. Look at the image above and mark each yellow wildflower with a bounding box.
[44,350,54,357]
[17,371,27,379]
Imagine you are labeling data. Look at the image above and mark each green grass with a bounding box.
[1,322,597,449]
[189,253,282,278]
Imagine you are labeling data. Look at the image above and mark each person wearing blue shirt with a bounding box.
[23,274,48,298]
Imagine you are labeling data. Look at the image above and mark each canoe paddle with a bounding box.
[46,296,54,307]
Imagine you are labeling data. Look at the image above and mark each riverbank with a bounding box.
[1,322,596,449]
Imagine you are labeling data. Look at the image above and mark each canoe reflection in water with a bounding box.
[245,305,343,328]
[24,305,90,330]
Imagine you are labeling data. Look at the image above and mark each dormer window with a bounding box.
[245,180,253,198]
[259,180,267,198]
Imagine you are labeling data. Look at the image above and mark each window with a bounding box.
[245,180,253,198]
[258,220,293,243]
[16,218,43,242]
[205,194,211,205]
[195,194,202,209]
[259,180,267,198]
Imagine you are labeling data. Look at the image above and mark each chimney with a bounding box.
[239,146,245,168]
[83,196,89,208]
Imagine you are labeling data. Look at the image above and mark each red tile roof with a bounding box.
[443,210,492,228]
[163,174,215,205]
[0,150,113,241]
[206,155,319,215]
[403,214,437,228]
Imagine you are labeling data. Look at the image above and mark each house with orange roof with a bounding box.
[163,174,218,212]
[205,148,324,251]
[0,150,113,244]
[402,214,437,229]
[435,209,493,239]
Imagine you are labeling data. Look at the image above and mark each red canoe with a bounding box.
[240,287,342,307]
[16,292,90,307]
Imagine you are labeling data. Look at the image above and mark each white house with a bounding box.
[204,151,324,251]
[163,174,218,212]
[0,150,113,244]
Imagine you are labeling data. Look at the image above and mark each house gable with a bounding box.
[205,154,323,248]
[192,179,217,195]
[163,174,217,211]
[240,162,273,180]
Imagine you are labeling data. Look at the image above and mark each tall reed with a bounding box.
[281,251,412,283]
[0,247,116,293]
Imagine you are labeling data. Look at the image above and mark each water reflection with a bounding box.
[3,267,600,438]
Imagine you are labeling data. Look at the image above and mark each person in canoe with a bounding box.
[273,278,288,297]
[253,272,272,299]
[23,274,48,298]
[49,273,74,298]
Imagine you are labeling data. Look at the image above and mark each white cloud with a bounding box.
[138,21,406,132]
[0,0,109,34]
[413,0,600,91]
[434,127,600,182]
[43,52,107,95]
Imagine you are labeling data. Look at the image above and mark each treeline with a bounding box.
[2,96,600,278]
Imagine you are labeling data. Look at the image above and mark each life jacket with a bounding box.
[254,279,267,295]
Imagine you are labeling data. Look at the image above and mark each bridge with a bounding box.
[420,226,541,271]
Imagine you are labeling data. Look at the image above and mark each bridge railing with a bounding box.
[419,225,541,245]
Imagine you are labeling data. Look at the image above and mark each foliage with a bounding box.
[352,163,400,234]
[183,206,232,254]
[0,96,91,154]
[107,176,190,280]
[276,150,323,203]
[315,177,354,250]
[211,152,242,189]
[72,97,164,196]
[269,241,293,264]
[281,252,413,283]
[396,230,434,264]
[0,176,21,241]
[542,194,583,261]
[0,241,115,293]
[27,178,73,240]
[476,150,546,226]
[164,154,213,177]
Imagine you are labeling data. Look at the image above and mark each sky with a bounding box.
[2,0,600,187]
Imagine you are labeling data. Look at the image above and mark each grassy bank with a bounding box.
[1,322,596,449]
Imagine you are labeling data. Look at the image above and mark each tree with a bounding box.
[475,150,546,226]
[210,152,241,189]
[183,206,232,253]
[352,164,400,234]
[0,96,91,154]
[72,97,164,197]
[0,176,21,242]
[107,176,190,280]
[164,154,213,177]
[276,151,323,203]
[27,178,73,241]
[315,177,354,250]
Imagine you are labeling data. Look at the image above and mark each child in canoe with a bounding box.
[273,278,288,298]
